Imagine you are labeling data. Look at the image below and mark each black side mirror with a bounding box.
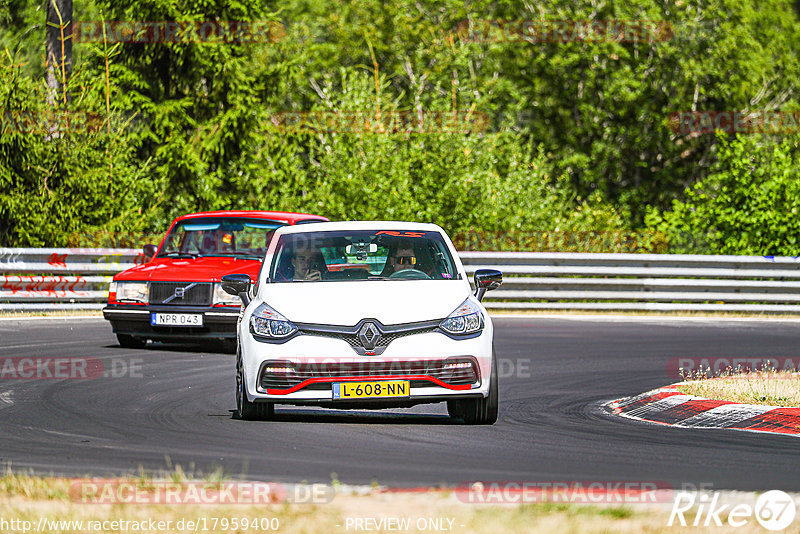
[474,269,502,302]
[221,274,252,306]
[142,244,158,262]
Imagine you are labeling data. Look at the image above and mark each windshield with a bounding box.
[269,230,460,282]
[158,217,285,259]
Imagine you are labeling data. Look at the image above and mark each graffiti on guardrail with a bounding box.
[4,251,149,268]
[1,275,95,295]
[48,253,68,267]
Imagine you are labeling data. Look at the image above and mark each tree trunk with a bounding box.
[45,0,73,105]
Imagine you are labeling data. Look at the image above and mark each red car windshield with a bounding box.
[158,217,285,259]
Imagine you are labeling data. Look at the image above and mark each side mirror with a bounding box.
[221,274,252,306]
[142,244,158,262]
[474,269,502,302]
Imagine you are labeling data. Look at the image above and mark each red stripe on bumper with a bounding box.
[265,375,473,395]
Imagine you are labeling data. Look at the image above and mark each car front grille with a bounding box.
[296,319,441,355]
[149,282,212,306]
[260,358,480,391]
[303,327,439,349]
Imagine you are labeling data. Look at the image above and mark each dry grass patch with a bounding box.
[677,370,800,407]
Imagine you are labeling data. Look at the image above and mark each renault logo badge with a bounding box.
[358,322,381,350]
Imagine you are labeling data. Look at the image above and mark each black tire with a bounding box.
[454,351,498,425]
[219,338,238,354]
[116,334,145,349]
[236,351,274,421]
[447,400,463,418]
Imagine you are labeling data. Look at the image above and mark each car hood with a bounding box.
[115,257,261,282]
[260,280,472,325]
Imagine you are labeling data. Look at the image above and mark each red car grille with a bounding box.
[260,358,480,393]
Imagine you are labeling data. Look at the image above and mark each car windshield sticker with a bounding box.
[183,223,220,231]
[374,231,427,237]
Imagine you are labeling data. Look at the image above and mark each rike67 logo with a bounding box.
[669,490,797,530]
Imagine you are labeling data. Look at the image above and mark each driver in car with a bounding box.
[292,248,325,281]
[382,240,418,277]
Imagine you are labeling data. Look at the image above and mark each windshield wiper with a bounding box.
[160,251,198,258]
[209,253,263,260]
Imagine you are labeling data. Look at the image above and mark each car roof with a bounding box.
[174,210,328,225]
[274,220,445,235]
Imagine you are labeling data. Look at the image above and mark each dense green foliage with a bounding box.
[648,135,800,255]
[2,0,800,252]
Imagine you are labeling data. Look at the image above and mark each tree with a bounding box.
[45,0,73,104]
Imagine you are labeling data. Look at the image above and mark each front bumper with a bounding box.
[240,323,494,407]
[103,304,240,341]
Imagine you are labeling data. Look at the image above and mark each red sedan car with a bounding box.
[103,210,328,348]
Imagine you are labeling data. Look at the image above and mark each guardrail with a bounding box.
[0,248,143,311]
[460,252,800,312]
[2,248,800,313]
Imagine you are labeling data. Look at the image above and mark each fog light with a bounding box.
[443,362,472,370]
[263,366,294,374]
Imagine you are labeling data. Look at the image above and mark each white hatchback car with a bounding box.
[221,221,502,424]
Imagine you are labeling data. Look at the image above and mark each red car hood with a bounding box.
[114,257,261,282]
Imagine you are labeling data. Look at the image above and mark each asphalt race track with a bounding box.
[0,316,798,491]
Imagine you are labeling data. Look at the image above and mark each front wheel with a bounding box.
[451,351,498,425]
[236,351,274,421]
[218,338,237,354]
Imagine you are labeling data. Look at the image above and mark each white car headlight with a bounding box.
[212,282,242,306]
[115,281,149,303]
[440,298,484,335]
[250,302,297,338]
